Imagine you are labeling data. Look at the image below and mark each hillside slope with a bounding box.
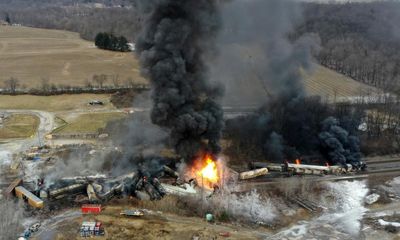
[304,64,380,101]
[0,26,144,89]
[0,26,379,103]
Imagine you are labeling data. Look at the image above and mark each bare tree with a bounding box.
[3,77,19,94]
[40,77,50,92]
[84,78,93,89]
[93,74,107,88]
[111,74,120,87]
[125,77,135,88]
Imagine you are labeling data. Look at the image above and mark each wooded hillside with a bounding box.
[297,1,400,92]
[2,1,400,93]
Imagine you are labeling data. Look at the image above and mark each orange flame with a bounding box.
[295,159,301,165]
[199,156,219,183]
[192,154,219,189]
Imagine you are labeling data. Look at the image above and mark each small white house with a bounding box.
[127,43,136,52]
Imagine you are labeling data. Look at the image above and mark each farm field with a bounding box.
[304,64,380,101]
[218,44,381,106]
[54,112,126,134]
[0,26,145,89]
[0,94,115,112]
[0,26,380,104]
[0,114,39,139]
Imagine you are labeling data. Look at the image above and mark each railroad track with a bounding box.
[364,158,400,165]
[233,167,400,192]
[292,197,321,212]
[365,167,400,174]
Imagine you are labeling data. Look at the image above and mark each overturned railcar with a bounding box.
[15,186,44,208]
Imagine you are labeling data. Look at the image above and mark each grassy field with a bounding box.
[219,44,381,105]
[0,25,380,101]
[54,112,126,134]
[0,26,145,88]
[0,114,39,139]
[0,94,115,111]
[304,64,380,101]
[0,25,382,116]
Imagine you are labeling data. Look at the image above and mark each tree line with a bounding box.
[1,75,149,95]
[0,4,141,41]
[3,0,399,92]
[95,32,130,52]
[0,0,132,8]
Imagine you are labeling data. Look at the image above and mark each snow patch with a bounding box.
[277,222,308,237]
[319,180,369,236]
[387,177,400,196]
[272,180,368,239]
[378,219,400,228]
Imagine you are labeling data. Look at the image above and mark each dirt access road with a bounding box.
[0,110,54,155]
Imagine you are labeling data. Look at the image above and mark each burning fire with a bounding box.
[192,154,219,189]
[295,159,301,165]
[199,157,219,183]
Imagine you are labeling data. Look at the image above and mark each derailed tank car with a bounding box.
[249,161,364,176]
[285,162,359,176]
[285,163,330,175]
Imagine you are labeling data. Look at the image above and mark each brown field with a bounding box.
[34,200,265,240]
[304,64,380,100]
[0,114,39,139]
[0,94,115,111]
[219,44,380,106]
[54,112,126,134]
[0,26,381,111]
[0,26,145,88]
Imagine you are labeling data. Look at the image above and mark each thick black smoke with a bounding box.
[221,0,363,167]
[319,117,362,166]
[136,0,224,162]
[226,93,363,167]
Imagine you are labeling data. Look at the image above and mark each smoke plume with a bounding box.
[136,0,224,162]
[319,117,362,166]
[219,0,363,166]
[210,0,319,106]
